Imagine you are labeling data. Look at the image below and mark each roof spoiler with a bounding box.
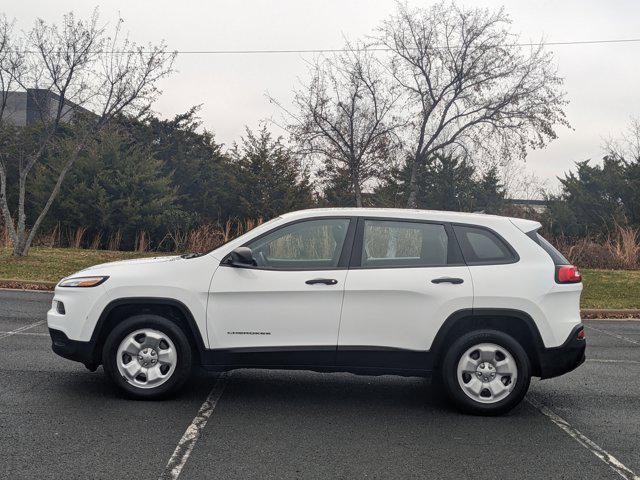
[509,217,542,234]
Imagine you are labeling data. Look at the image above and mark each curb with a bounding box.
[0,287,55,293]
[581,309,640,320]
[0,279,57,292]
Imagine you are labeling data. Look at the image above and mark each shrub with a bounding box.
[549,225,640,270]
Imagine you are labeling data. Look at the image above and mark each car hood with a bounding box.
[76,255,181,273]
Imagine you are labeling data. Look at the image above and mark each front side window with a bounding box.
[361,220,449,268]
[247,218,350,269]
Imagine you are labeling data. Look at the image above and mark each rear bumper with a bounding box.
[49,328,99,371]
[537,324,586,379]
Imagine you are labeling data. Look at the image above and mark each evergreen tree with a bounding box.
[372,153,504,212]
[545,157,628,236]
[231,127,315,219]
[32,126,181,249]
[21,113,317,249]
[321,165,363,207]
[126,108,237,224]
[473,166,506,214]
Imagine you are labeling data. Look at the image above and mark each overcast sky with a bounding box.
[4,0,640,191]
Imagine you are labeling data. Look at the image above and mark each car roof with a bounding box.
[279,207,540,230]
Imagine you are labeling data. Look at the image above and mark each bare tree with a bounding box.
[499,160,548,201]
[0,11,175,255]
[274,42,402,207]
[376,1,569,208]
[604,117,640,162]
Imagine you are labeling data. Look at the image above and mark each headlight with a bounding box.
[58,276,109,288]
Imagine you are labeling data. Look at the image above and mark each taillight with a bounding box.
[556,265,582,283]
[577,329,585,340]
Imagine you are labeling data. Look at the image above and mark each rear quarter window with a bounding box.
[527,231,570,265]
[453,225,518,265]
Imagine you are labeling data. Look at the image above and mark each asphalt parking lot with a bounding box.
[1,290,639,480]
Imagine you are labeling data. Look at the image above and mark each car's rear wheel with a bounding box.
[441,329,531,415]
[102,314,192,399]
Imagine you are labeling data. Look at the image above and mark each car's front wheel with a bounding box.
[441,329,531,415]
[102,314,192,399]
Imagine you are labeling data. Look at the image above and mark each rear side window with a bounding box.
[453,225,518,265]
[361,220,451,268]
[527,231,570,265]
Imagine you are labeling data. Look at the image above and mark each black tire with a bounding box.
[440,329,531,416]
[102,314,192,399]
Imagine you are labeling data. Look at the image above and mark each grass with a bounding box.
[581,268,640,309]
[0,247,156,283]
[1,248,638,309]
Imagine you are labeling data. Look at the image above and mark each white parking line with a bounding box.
[158,372,229,480]
[586,318,640,322]
[527,397,640,480]
[586,325,640,345]
[0,331,49,337]
[588,359,640,365]
[0,321,44,340]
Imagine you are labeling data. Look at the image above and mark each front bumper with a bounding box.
[49,328,99,371]
[537,324,586,379]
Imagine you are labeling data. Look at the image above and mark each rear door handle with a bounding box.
[431,277,464,285]
[305,278,338,285]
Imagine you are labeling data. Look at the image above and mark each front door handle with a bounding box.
[431,277,464,285]
[305,278,338,285]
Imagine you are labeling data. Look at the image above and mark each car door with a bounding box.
[336,218,473,370]
[208,217,355,366]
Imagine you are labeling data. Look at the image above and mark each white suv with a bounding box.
[48,208,585,415]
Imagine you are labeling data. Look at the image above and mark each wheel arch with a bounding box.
[91,297,206,367]
[430,308,545,376]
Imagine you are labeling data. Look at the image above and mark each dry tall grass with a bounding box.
[550,225,640,270]
[41,223,61,248]
[90,232,102,250]
[108,230,122,251]
[2,218,639,270]
[1,220,262,253]
[134,231,149,252]
[70,226,87,249]
[185,218,264,252]
[1,223,10,248]
[608,225,640,269]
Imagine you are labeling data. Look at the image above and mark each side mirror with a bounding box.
[227,246,257,268]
